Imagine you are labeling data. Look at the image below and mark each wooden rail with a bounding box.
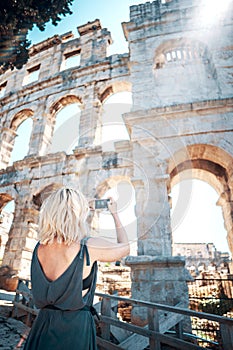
[12,279,233,349]
[95,292,233,350]
[11,278,39,326]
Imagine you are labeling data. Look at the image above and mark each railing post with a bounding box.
[11,279,21,318]
[100,297,111,341]
[175,320,183,340]
[148,307,161,350]
[220,323,233,350]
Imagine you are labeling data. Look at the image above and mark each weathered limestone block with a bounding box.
[0,128,17,168]
[126,255,191,326]
[123,0,232,109]
[78,19,112,65]
[218,199,233,256]
[29,107,53,156]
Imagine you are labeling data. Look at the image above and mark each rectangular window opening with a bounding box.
[166,52,172,61]
[23,64,41,86]
[172,51,177,59]
[177,50,182,59]
[61,49,81,70]
[187,50,192,60]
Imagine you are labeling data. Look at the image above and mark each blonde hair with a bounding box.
[38,187,89,245]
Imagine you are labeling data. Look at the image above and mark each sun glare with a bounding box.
[200,0,231,26]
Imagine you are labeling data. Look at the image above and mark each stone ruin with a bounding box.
[0,0,233,324]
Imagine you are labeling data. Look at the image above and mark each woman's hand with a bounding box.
[107,197,118,215]
[86,197,130,262]
[88,199,95,211]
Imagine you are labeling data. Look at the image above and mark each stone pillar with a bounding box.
[217,192,233,269]
[222,201,233,257]
[134,174,172,256]
[125,255,191,326]
[78,90,102,147]
[28,100,52,156]
[0,211,13,260]
[2,200,38,278]
[127,171,191,326]
[0,127,17,168]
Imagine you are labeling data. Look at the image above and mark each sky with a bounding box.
[171,180,229,254]
[4,0,230,256]
[28,0,151,55]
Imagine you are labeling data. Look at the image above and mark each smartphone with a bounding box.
[95,199,110,209]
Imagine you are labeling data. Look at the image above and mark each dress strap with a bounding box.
[33,241,40,255]
[80,237,90,266]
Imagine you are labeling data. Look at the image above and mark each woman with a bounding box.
[23,187,130,350]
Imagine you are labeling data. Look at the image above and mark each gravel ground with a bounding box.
[0,291,30,350]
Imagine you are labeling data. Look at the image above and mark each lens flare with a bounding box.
[199,0,231,26]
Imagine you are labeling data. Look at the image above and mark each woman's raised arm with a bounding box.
[88,198,130,262]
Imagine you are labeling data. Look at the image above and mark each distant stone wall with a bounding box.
[173,242,231,276]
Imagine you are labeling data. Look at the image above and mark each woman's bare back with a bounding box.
[37,240,93,282]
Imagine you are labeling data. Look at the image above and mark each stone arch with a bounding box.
[0,193,13,212]
[45,95,83,154]
[98,81,132,104]
[95,174,133,198]
[0,109,34,167]
[9,109,34,131]
[153,38,219,101]
[49,94,83,117]
[32,183,63,209]
[168,143,233,255]
[170,160,228,196]
[169,144,233,191]
[94,175,137,251]
[96,82,132,150]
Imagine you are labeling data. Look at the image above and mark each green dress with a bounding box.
[23,238,98,350]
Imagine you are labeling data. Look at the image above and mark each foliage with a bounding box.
[0,0,74,73]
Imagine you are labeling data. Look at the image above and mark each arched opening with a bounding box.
[33,183,63,209]
[171,178,229,251]
[93,176,137,257]
[0,199,15,261]
[50,101,81,154]
[169,144,233,275]
[96,90,132,151]
[9,117,33,165]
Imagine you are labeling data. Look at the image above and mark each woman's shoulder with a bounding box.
[37,241,81,259]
